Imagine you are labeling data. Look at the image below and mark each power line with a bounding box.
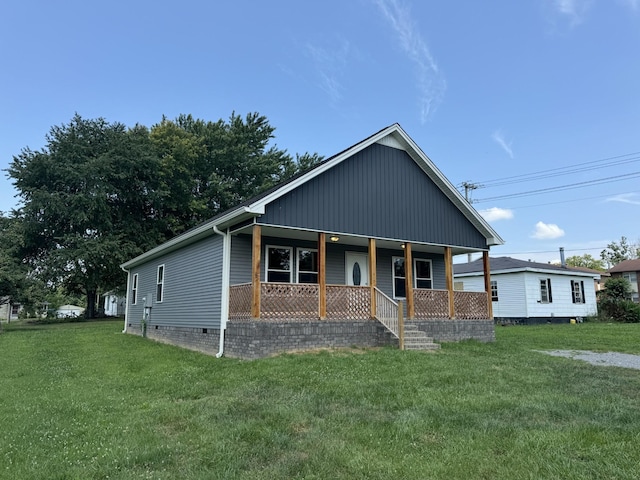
[474,171,640,203]
[476,151,640,187]
[496,247,606,255]
[493,191,640,210]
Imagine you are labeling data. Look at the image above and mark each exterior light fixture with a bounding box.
[330,236,340,242]
[401,243,406,249]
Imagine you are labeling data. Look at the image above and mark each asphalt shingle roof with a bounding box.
[454,256,596,275]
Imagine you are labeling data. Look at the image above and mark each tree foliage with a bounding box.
[600,236,640,268]
[565,254,605,271]
[598,277,640,323]
[0,215,28,305]
[7,112,322,317]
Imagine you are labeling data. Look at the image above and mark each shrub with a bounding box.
[598,298,640,323]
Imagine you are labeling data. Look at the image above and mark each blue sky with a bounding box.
[1,0,639,263]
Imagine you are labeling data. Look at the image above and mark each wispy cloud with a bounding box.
[606,193,640,205]
[532,221,565,240]
[550,0,594,26]
[619,0,640,10]
[305,37,352,104]
[492,130,514,158]
[375,0,446,123]
[478,207,514,222]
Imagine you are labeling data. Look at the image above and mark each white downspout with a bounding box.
[213,225,231,358]
[121,267,131,333]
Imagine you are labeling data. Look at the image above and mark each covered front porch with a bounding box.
[228,225,493,339]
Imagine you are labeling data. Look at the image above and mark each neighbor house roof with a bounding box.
[122,124,504,270]
[608,259,640,274]
[454,257,601,278]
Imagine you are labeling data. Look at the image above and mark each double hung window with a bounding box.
[132,273,138,305]
[392,257,433,298]
[156,265,165,303]
[540,278,553,303]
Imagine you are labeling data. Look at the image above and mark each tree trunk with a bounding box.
[86,289,97,319]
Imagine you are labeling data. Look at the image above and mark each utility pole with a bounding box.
[461,182,481,263]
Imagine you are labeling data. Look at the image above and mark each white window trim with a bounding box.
[540,278,552,303]
[490,280,498,302]
[413,258,433,290]
[132,273,138,305]
[265,245,294,283]
[296,247,318,284]
[156,265,165,303]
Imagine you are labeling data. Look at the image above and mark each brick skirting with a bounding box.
[125,317,494,359]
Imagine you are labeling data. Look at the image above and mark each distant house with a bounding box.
[121,124,504,359]
[103,293,125,317]
[0,300,21,322]
[56,305,85,318]
[608,259,640,303]
[454,257,600,324]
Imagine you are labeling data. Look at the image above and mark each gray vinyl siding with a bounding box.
[127,235,223,329]
[227,234,446,299]
[260,143,487,249]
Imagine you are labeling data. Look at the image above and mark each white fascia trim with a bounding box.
[456,268,599,278]
[121,206,262,269]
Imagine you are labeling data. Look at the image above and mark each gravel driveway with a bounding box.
[538,350,640,370]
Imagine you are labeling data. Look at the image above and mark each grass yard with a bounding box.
[1,321,640,479]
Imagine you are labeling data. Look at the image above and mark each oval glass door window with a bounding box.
[352,262,361,285]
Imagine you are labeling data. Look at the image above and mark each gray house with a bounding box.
[121,124,504,359]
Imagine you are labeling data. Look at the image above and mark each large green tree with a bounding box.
[150,113,321,236]
[8,115,163,318]
[601,236,640,268]
[0,215,28,305]
[565,254,606,271]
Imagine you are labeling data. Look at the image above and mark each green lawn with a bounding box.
[1,321,640,479]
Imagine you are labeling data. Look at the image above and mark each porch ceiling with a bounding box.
[233,224,485,256]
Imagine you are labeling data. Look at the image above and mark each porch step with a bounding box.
[402,322,440,351]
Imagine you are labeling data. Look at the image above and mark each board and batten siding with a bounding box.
[259,143,487,249]
[127,234,224,329]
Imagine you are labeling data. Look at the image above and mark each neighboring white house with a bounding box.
[103,293,125,317]
[454,257,600,324]
[56,304,85,318]
[0,300,21,322]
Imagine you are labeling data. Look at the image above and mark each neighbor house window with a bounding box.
[297,248,318,283]
[266,246,293,282]
[540,278,553,303]
[623,273,639,303]
[156,265,165,303]
[571,280,585,304]
[414,259,433,289]
[491,280,498,301]
[393,256,406,298]
[132,273,138,305]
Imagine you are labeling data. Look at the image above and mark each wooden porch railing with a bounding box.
[326,285,370,319]
[413,289,450,319]
[453,291,488,319]
[374,287,399,337]
[228,283,489,321]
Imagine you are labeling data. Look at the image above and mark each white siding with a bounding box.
[459,273,528,318]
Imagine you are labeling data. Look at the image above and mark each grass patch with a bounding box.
[1,321,640,479]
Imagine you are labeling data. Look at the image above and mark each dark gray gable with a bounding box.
[259,143,487,248]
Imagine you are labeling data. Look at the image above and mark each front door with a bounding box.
[345,252,369,286]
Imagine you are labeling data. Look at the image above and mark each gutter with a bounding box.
[121,267,131,333]
[213,225,231,358]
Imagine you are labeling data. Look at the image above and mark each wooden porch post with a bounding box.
[445,246,455,319]
[251,225,261,319]
[369,238,377,319]
[404,242,414,319]
[483,251,493,319]
[318,233,326,320]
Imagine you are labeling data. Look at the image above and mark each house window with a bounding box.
[156,265,165,303]
[490,280,498,301]
[266,246,293,282]
[540,278,553,303]
[11,304,20,315]
[571,280,585,304]
[393,256,406,298]
[132,273,138,305]
[393,257,433,298]
[297,248,318,283]
[414,259,433,289]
